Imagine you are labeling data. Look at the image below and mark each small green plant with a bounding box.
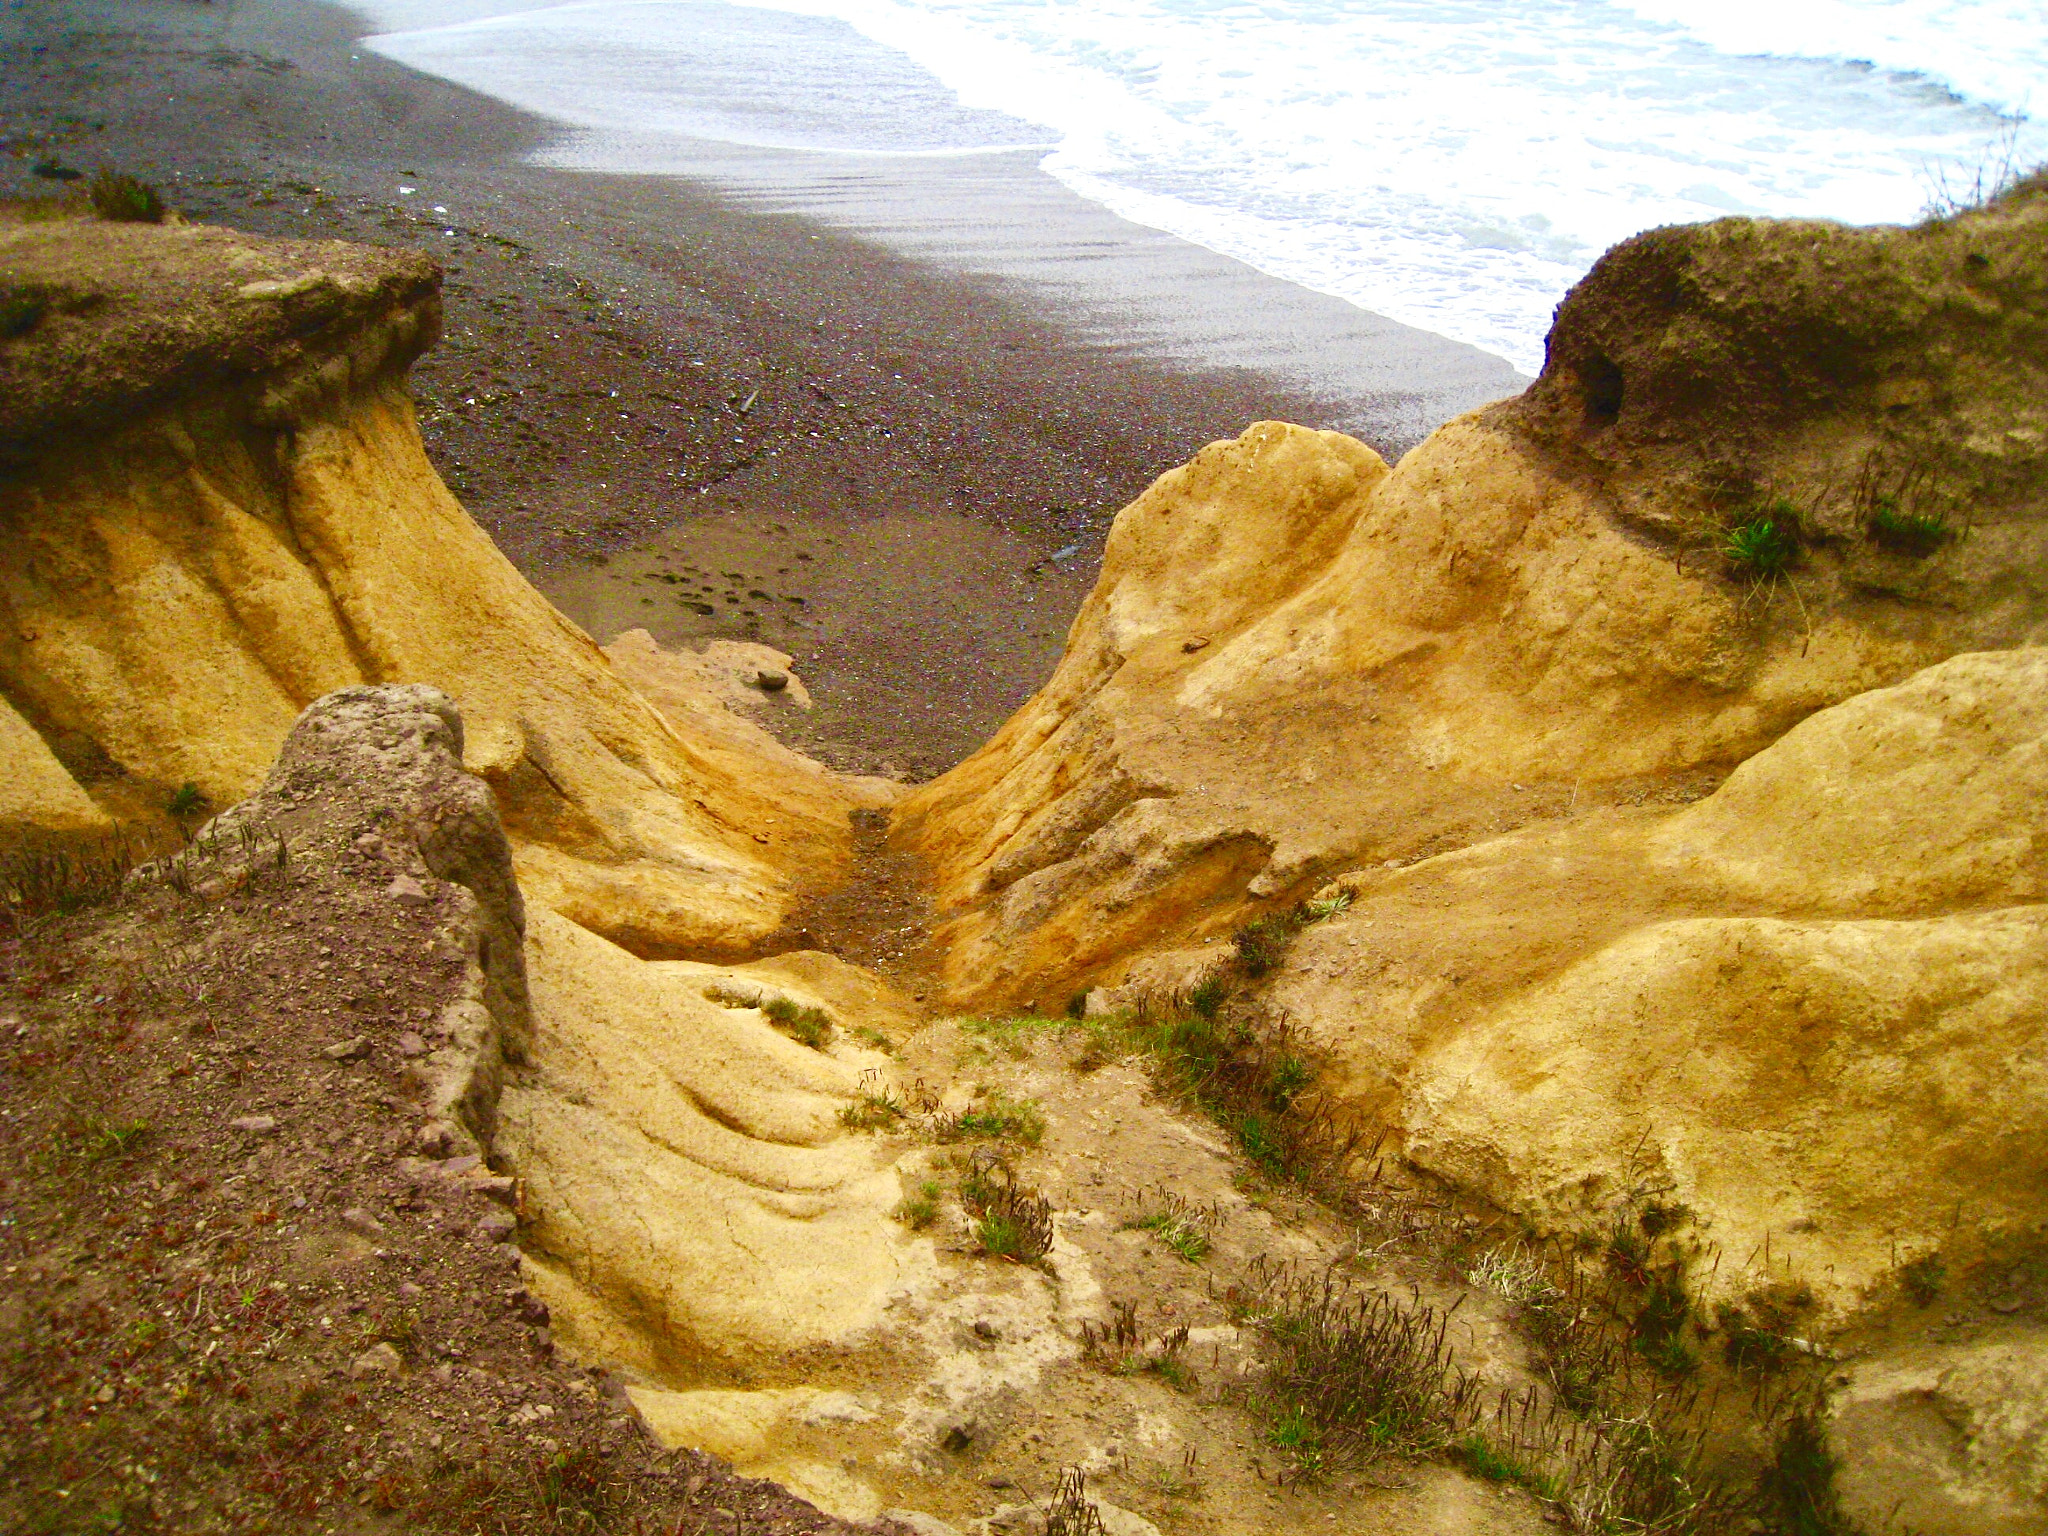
[1900,1252,1946,1306]
[1186,974,1229,1020]
[0,825,177,926]
[959,1151,1053,1263]
[938,1089,1046,1147]
[1125,1193,1213,1263]
[1263,1404,1329,1475]
[1138,1213,1210,1263]
[1605,1212,1655,1287]
[1457,1433,1519,1482]
[1638,1326,1699,1378]
[75,1113,150,1162]
[1467,1244,1558,1307]
[1868,496,1951,555]
[1143,1448,1202,1499]
[1070,1011,1126,1071]
[1454,1435,1562,1500]
[166,781,206,818]
[1759,1411,1852,1536]
[849,1023,895,1053]
[976,1209,1034,1259]
[1721,512,1796,575]
[762,995,833,1049]
[1302,888,1352,922]
[1043,1468,1108,1536]
[87,167,165,224]
[838,1070,906,1131]
[1252,1273,1482,1472]
[1635,1272,1696,1373]
[1637,1199,1691,1238]
[960,1012,1068,1059]
[1115,998,1358,1186]
[1719,1312,1795,1371]
[893,1178,941,1230]
[1232,912,1302,978]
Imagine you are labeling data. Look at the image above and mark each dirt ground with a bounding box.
[0,817,904,1534]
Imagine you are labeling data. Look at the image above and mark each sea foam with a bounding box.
[353,0,2047,374]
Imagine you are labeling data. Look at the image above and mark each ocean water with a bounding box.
[351,0,2048,374]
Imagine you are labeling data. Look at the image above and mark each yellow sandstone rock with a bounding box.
[898,191,2048,1013]
[0,219,886,952]
[505,907,921,1379]
[10,198,2048,1530]
[895,192,2048,1329]
[897,417,2048,1011]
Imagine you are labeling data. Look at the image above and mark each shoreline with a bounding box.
[494,134,1528,449]
[4,0,1523,777]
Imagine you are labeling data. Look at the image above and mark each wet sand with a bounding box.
[4,0,1522,777]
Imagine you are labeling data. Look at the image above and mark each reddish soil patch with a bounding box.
[0,855,894,1536]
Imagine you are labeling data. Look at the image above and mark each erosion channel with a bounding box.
[2,185,2046,1536]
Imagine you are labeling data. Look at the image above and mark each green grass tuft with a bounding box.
[959,1151,1053,1262]
[937,1089,1046,1146]
[1760,1412,1853,1536]
[960,1012,1069,1059]
[1124,1195,1213,1263]
[849,1023,895,1053]
[1302,888,1352,922]
[87,167,165,223]
[74,1113,150,1162]
[762,995,833,1049]
[1251,1276,1482,1473]
[1117,1004,1354,1185]
[838,1083,905,1132]
[892,1178,942,1230]
[1232,912,1302,978]
[1867,496,1951,555]
[1721,511,1796,575]
[1454,1435,1564,1501]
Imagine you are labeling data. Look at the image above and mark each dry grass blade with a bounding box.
[959,1149,1053,1263]
[1043,1467,1107,1536]
[0,825,181,932]
[1250,1270,1482,1473]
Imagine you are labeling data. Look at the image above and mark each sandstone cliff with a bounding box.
[897,187,2048,1009]
[0,216,889,955]
[8,189,2047,1533]
[888,189,2048,1527]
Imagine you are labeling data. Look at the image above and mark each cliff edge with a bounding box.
[0,211,891,954]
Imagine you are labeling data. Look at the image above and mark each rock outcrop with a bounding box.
[897,186,2048,1011]
[0,216,889,955]
[134,681,533,1149]
[878,192,2048,1531]
[505,908,920,1377]
[1298,648,2045,1317]
[890,189,2048,1480]
[1828,1326,2048,1535]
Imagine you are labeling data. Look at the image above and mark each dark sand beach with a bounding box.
[3,0,1522,777]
